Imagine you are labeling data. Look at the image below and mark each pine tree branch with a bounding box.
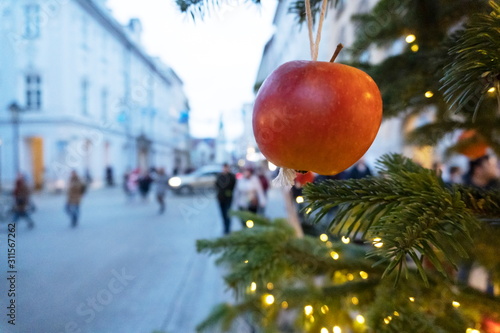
[288,0,340,25]
[441,0,500,117]
[303,154,481,284]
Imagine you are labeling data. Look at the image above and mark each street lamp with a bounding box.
[8,102,23,176]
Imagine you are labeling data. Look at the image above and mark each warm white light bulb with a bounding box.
[264,294,275,305]
[405,34,416,43]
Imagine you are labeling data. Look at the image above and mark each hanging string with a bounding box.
[314,0,330,60]
[304,0,315,59]
[304,0,330,61]
[274,0,331,188]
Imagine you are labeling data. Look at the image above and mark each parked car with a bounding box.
[168,165,223,195]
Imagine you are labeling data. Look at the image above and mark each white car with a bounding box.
[168,165,223,195]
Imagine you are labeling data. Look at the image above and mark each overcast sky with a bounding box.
[106,0,277,139]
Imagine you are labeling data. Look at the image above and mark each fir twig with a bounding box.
[303,154,480,284]
[441,0,500,116]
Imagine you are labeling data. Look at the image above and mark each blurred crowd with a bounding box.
[4,152,499,237]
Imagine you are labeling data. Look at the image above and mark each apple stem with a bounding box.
[329,43,344,63]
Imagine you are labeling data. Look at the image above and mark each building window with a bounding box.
[81,79,89,115]
[26,74,42,110]
[81,16,89,50]
[101,88,108,121]
[24,5,40,39]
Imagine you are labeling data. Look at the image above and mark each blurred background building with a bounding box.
[0,0,190,191]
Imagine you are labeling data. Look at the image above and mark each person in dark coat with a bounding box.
[66,171,85,228]
[349,160,372,179]
[464,154,499,190]
[458,154,499,295]
[154,168,169,214]
[215,164,236,235]
[12,176,35,229]
[105,166,114,186]
[138,170,153,201]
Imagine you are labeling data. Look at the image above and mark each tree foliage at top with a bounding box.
[351,0,500,156]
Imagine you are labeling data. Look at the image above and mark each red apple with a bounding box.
[253,61,382,175]
[457,130,489,160]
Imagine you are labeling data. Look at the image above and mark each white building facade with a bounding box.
[0,0,190,190]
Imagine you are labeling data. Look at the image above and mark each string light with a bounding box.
[356,315,365,324]
[411,44,419,52]
[320,305,329,314]
[466,329,480,333]
[244,260,248,264]
[405,34,416,43]
[326,241,333,248]
[452,301,460,308]
[330,251,340,260]
[246,220,254,228]
[359,271,369,279]
[264,294,275,305]
[488,87,496,93]
[306,207,312,214]
[321,328,329,333]
[425,91,434,98]
[304,305,313,316]
[384,317,392,324]
[352,297,359,305]
[267,282,274,290]
[347,273,354,281]
[250,282,257,292]
[333,326,342,333]
[393,311,400,317]
[341,236,350,244]
[372,237,383,248]
[296,196,304,204]
[409,297,415,302]
[281,301,288,309]
[320,234,329,242]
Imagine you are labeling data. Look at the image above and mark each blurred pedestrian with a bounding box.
[105,166,114,186]
[291,171,315,235]
[12,176,35,229]
[447,165,463,185]
[66,171,86,228]
[234,168,266,227]
[84,168,93,186]
[349,159,372,179]
[256,168,270,214]
[432,161,444,179]
[465,154,499,190]
[458,154,499,295]
[154,168,169,214]
[122,169,130,196]
[138,170,153,201]
[126,168,140,201]
[215,163,236,234]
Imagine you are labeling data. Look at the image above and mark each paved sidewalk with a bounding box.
[0,185,287,333]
